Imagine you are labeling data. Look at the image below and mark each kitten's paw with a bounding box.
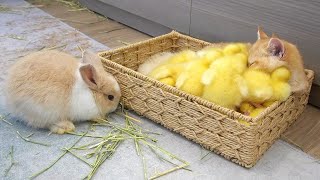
[291,85,308,95]
[50,121,75,134]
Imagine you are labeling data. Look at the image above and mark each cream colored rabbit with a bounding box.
[5,49,121,134]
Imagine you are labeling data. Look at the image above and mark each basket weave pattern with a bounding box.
[99,31,314,168]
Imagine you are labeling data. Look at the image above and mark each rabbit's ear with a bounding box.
[82,50,103,68]
[79,64,99,90]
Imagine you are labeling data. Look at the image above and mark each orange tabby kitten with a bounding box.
[248,26,308,94]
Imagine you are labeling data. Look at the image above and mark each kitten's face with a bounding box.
[248,28,287,72]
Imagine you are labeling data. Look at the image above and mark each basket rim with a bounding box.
[98,30,315,124]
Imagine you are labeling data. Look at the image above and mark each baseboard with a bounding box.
[78,0,173,37]
[309,84,320,108]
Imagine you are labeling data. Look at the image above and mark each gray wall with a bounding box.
[99,0,191,34]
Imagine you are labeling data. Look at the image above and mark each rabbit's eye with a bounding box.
[107,95,114,101]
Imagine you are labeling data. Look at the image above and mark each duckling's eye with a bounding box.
[107,95,114,101]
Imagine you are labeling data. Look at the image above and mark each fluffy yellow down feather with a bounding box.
[139,43,292,123]
[201,44,249,110]
[175,58,209,96]
[147,50,197,86]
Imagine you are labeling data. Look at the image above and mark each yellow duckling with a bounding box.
[243,69,273,103]
[146,50,197,86]
[175,57,210,96]
[202,51,248,87]
[158,77,175,86]
[223,44,242,55]
[238,67,291,118]
[166,50,197,64]
[249,107,266,118]
[230,53,248,74]
[148,62,186,86]
[238,103,266,126]
[196,47,224,64]
[201,44,249,110]
[242,67,291,107]
[201,53,248,110]
[239,102,255,115]
[223,43,249,55]
[202,74,245,110]
[138,50,196,81]
[137,52,174,76]
[238,119,250,127]
[238,102,255,126]
[239,43,249,56]
[269,67,291,102]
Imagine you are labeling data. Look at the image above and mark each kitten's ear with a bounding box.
[257,26,268,40]
[268,38,285,58]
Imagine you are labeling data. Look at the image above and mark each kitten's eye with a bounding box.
[107,95,114,101]
[249,61,259,68]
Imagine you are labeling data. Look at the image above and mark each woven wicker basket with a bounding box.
[99,31,314,168]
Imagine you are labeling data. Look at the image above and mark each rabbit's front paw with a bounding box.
[50,120,75,134]
[90,117,106,123]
